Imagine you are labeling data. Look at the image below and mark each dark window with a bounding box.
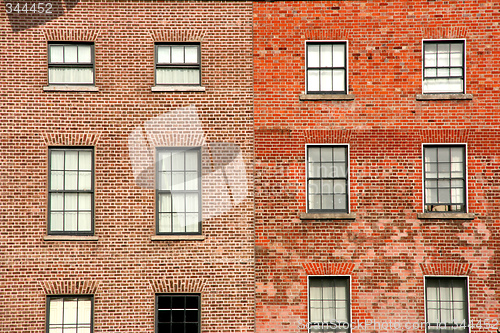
[156,294,200,333]
[47,296,93,333]
[306,42,347,94]
[307,146,348,213]
[423,41,465,93]
[155,43,201,85]
[309,277,350,333]
[156,148,201,234]
[424,145,466,212]
[48,148,94,234]
[425,277,469,333]
[48,43,95,85]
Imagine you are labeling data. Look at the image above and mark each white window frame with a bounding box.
[305,144,350,213]
[307,275,352,333]
[423,275,470,333]
[421,39,466,94]
[304,40,349,94]
[421,143,468,213]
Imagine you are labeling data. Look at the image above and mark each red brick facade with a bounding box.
[0,1,254,332]
[254,1,500,332]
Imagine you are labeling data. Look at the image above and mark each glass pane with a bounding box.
[452,284,465,301]
[425,50,437,67]
[450,68,462,76]
[441,306,452,323]
[158,151,171,171]
[426,188,437,204]
[158,172,170,191]
[425,68,437,77]
[322,180,334,194]
[64,212,78,231]
[186,309,199,322]
[159,194,171,213]
[64,193,78,210]
[50,45,64,63]
[451,148,463,162]
[185,172,198,190]
[438,163,451,178]
[172,213,185,232]
[172,172,185,191]
[438,68,450,77]
[79,151,92,171]
[309,163,320,178]
[310,301,322,322]
[451,187,464,204]
[336,280,347,299]
[322,282,334,299]
[425,43,437,54]
[186,193,198,212]
[323,301,334,321]
[450,44,463,66]
[423,78,463,93]
[50,193,64,211]
[437,44,450,67]
[453,307,465,322]
[78,299,92,324]
[158,213,171,233]
[308,70,319,91]
[65,151,78,170]
[157,46,171,63]
[309,180,320,194]
[78,328,91,333]
[334,195,346,210]
[172,152,185,170]
[49,68,94,84]
[308,148,320,162]
[321,147,333,162]
[65,171,78,190]
[425,148,437,163]
[320,44,333,67]
[336,304,348,321]
[77,45,92,63]
[64,45,78,63]
[308,44,320,67]
[51,150,65,170]
[332,44,345,67]
[156,68,200,85]
[310,281,322,299]
[322,195,333,210]
[185,150,198,170]
[323,163,334,178]
[171,46,184,63]
[50,213,64,231]
[172,193,185,212]
[332,70,345,91]
[185,213,199,232]
[334,163,346,178]
[309,194,320,210]
[63,298,78,324]
[78,212,92,231]
[333,148,346,162]
[425,163,437,179]
[438,148,450,162]
[334,179,346,194]
[320,70,333,92]
[440,280,452,300]
[427,308,439,323]
[78,171,92,191]
[49,298,63,325]
[439,188,451,203]
[185,46,198,63]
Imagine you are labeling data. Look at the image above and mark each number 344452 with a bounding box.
[5,3,53,14]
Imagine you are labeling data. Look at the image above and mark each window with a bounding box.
[156,294,200,333]
[307,145,348,213]
[309,277,350,333]
[47,296,93,333]
[306,42,347,94]
[423,40,465,94]
[423,145,466,212]
[48,148,94,234]
[156,148,201,234]
[425,277,469,333]
[48,43,95,85]
[155,43,201,85]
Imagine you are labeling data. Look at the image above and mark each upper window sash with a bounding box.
[306,41,347,94]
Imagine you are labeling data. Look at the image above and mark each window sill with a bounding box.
[151,85,206,92]
[44,235,98,241]
[416,93,473,101]
[417,213,475,220]
[299,94,355,101]
[151,235,206,241]
[43,85,99,92]
[300,213,356,220]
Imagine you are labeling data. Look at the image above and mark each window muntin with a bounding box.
[155,43,201,85]
[423,41,465,94]
[423,145,465,212]
[47,296,93,333]
[156,294,200,333]
[48,43,95,85]
[306,42,347,94]
[156,148,201,234]
[307,146,348,213]
[48,148,94,234]
[309,277,350,333]
[425,277,468,333]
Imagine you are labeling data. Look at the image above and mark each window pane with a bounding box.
[51,150,65,170]
[185,46,198,63]
[309,194,320,210]
[320,44,333,67]
[425,68,437,77]
[65,171,78,191]
[185,172,198,190]
[172,193,185,212]
[51,193,64,211]
[322,179,334,194]
[332,70,345,91]
[437,44,450,67]
[333,148,346,162]
[323,301,334,321]
[438,188,451,203]
[77,45,92,63]
[64,45,78,63]
[49,68,94,84]
[320,70,333,91]
[425,148,437,163]
[172,213,185,232]
[336,280,347,299]
[64,193,78,210]
[453,284,465,301]
[156,68,200,85]
[438,148,450,162]
[159,193,172,213]
[185,213,199,232]
[158,213,171,233]
[157,46,171,63]
[308,44,320,67]
[425,49,437,67]
[310,301,322,322]
[78,298,92,324]
[320,147,333,162]
[308,148,320,162]
[50,213,64,231]
[334,179,346,194]
[171,46,184,63]
[438,163,451,178]
[50,45,64,63]
[186,193,198,213]
[425,163,438,178]
[423,78,463,93]
[451,148,464,162]
[65,151,79,170]
[332,44,345,67]
[79,151,92,171]
[322,195,333,210]
[334,195,346,210]
[450,67,462,76]
[323,164,334,178]
[437,68,450,77]
[309,180,320,194]
[310,281,322,299]
[308,70,320,91]
[65,212,78,231]
[451,187,464,204]
[78,212,92,231]
[172,172,185,191]
[185,150,198,170]
[49,298,64,325]
[309,163,321,178]
[450,45,463,66]
[78,171,92,191]
[426,188,437,204]
[63,298,78,324]
[334,163,346,178]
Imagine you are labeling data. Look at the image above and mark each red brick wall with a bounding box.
[0,1,254,332]
[254,1,500,332]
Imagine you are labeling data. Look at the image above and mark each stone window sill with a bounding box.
[299,94,355,101]
[43,85,99,92]
[44,235,98,241]
[416,94,473,101]
[151,85,206,92]
[151,235,206,241]
[300,213,356,220]
[417,213,475,220]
